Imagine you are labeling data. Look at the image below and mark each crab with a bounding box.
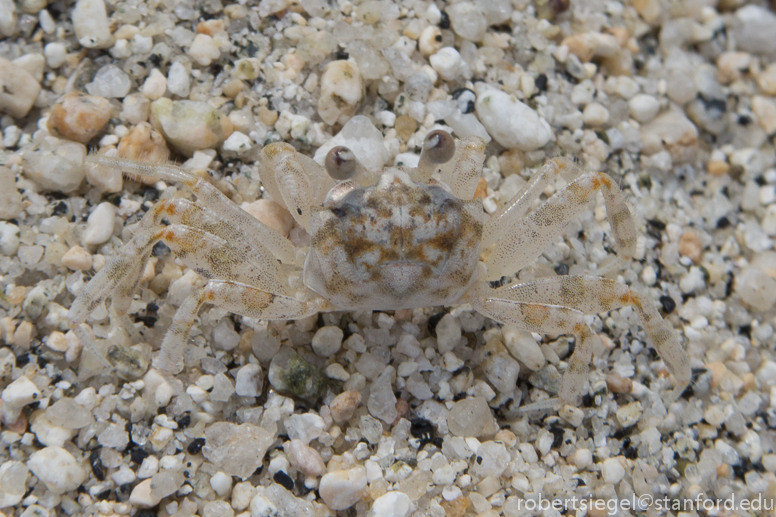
[68,130,690,409]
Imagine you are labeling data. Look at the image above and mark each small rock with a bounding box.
[48,91,112,143]
[250,494,278,517]
[313,115,389,172]
[72,0,112,48]
[242,199,295,238]
[121,93,151,124]
[678,231,703,264]
[605,372,632,394]
[430,47,464,81]
[752,95,776,135]
[528,364,561,394]
[370,491,415,517]
[0,166,23,219]
[435,313,461,353]
[616,401,643,428]
[329,390,362,424]
[571,448,592,468]
[222,131,252,154]
[736,267,776,312]
[601,457,625,484]
[640,110,698,163]
[150,98,233,156]
[476,87,551,151]
[368,366,397,424]
[268,348,327,400]
[27,446,87,494]
[561,32,619,62]
[83,202,115,245]
[210,372,235,402]
[311,326,343,357]
[447,397,497,437]
[502,328,545,371]
[86,65,132,99]
[1,375,41,408]
[628,94,660,123]
[141,68,167,100]
[757,63,776,95]
[188,34,221,66]
[317,60,363,125]
[287,439,326,477]
[0,57,41,118]
[419,26,443,57]
[0,461,29,508]
[45,397,93,429]
[559,405,585,427]
[582,102,609,126]
[117,121,170,163]
[448,2,486,42]
[30,410,73,447]
[481,341,519,393]
[733,4,776,56]
[235,363,263,398]
[203,422,275,480]
[210,471,232,497]
[319,466,367,510]
[167,61,191,97]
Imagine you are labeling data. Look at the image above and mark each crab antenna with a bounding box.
[325,146,366,181]
[416,130,455,182]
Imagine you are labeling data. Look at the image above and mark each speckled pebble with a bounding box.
[48,91,112,143]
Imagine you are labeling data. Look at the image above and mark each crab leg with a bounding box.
[438,136,486,199]
[86,155,300,266]
[485,171,636,280]
[495,276,691,398]
[154,280,325,373]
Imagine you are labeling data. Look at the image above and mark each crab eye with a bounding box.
[421,130,455,164]
[325,146,357,180]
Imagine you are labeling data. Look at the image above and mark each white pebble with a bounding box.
[250,494,278,517]
[476,87,551,151]
[61,245,92,270]
[582,102,609,126]
[311,326,343,357]
[1,376,40,408]
[235,364,263,398]
[287,439,326,477]
[72,0,113,48]
[571,448,592,468]
[370,492,415,517]
[325,363,350,381]
[43,42,67,68]
[141,68,167,100]
[210,471,232,497]
[602,457,625,484]
[187,34,221,66]
[84,202,115,245]
[318,60,363,125]
[0,222,20,256]
[628,94,660,123]
[430,47,463,81]
[319,466,367,510]
[0,57,41,118]
[27,446,87,494]
[86,65,131,98]
[222,131,253,153]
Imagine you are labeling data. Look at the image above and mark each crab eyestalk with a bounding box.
[325,146,366,181]
[416,130,455,182]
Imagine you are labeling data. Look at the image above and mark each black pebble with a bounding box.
[130,447,149,464]
[659,295,676,314]
[439,10,450,29]
[90,450,105,481]
[274,470,294,490]
[187,437,206,455]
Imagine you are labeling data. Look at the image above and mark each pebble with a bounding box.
[370,492,414,517]
[0,461,29,508]
[242,199,295,238]
[448,2,487,41]
[287,439,326,477]
[167,61,191,97]
[311,326,343,357]
[601,457,625,484]
[605,373,633,394]
[319,466,367,510]
[121,93,150,124]
[249,494,278,517]
[447,397,497,437]
[318,60,363,125]
[27,446,87,494]
[149,98,233,156]
[571,448,593,469]
[558,405,585,427]
[735,268,776,312]
[616,401,643,428]
[117,121,169,162]
[628,94,660,123]
[313,115,389,172]
[30,410,73,446]
[188,34,221,66]
[502,328,545,371]
[476,87,551,151]
[0,222,20,256]
[72,0,113,48]
[419,26,443,57]
[86,65,132,98]
[0,57,41,118]
[368,366,398,424]
[640,110,698,163]
[83,202,115,245]
[481,343,519,393]
[435,313,461,353]
[267,348,327,399]
[733,4,776,56]
[430,47,464,81]
[210,471,232,497]
[285,413,325,444]
[1,375,41,409]
[48,91,112,143]
[43,42,67,68]
[222,131,252,154]
[329,390,362,424]
[752,96,776,135]
[0,166,22,220]
[562,32,619,62]
[582,102,609,126]
[203,422,274,479]
[141,68,167,100]
[678,231,703,264]
[235,364,263,397]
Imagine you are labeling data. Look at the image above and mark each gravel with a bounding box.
[1,1,776,516]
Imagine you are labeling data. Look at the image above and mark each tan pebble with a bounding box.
[494,429,517,447]
[47,91,112,144]
[678,230,703,264]
[707,160,729,176]
[258,106,278,126]
[716,51,751,84]
[7,410,28,434]
[716,463,729,478]
[632,0,663,25]
[318,60,363,126]
[705,361,726,389]
[7,286,25,305]
[242,199,295,238]
[757,63,776,95]
[743,373,756,391]
[46,331,69,352]
[441,496,470,517]
[0,57,41,118]
[393,398,409,425]
[599,333,616,350]
[196,19,226,36]
[287,439,327,477]
[118,122,170,164]
[605,372,633,394]
[329,390,362,424]
[473,177,489,200]
[113,24,140,40]
[561,32,618,62]
[61,245,92,270]
[13,320,36,350]
[608,27,629,47]
[498,149,525,176]
[395,115,417,142]
[150,98,232,156]
[752,95,776,135]
[222,78,244,99]
[140,258,157,283]
[419,26,443,57]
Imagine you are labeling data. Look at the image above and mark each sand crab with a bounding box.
[68,130,690,408]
